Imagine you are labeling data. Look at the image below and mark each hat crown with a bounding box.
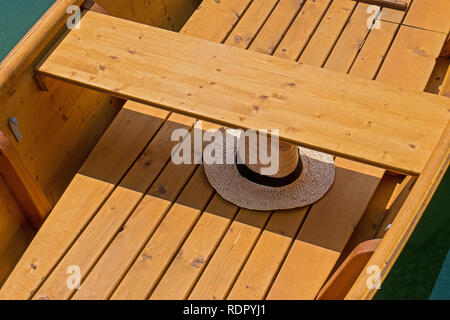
[237,137,300,178]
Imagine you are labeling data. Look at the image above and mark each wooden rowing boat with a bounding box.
[0,0,448,300]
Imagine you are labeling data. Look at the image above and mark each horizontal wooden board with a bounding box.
[403,0,450,34]
[37,11,450,175]
[376,26,447,91]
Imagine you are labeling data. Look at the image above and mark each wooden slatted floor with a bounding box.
[1,0,448,300]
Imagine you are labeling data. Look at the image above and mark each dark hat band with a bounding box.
[236,151,302,188]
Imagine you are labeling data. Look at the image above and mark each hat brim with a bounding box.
[203,128,335,211]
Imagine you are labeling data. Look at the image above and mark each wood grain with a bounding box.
[317,239,381,300]
[37,11,450,175]
[346,123,450,299]
[181,0,253,42]
[349,21,399,79]
[31,113,199,300]
[403,0,450,34]
[0,131,51,228]
[146,194,239,300]
[96,0,199,31]
[274,0,332,61]
[73,166,213,300]
[354,0,407,11]
[0,175,35,285]
[298,0,356,66]
[379,0,410,24]
[324,3,373,73]
[0,103,167,299]
[376,26,447,91]
[267,158,384,299]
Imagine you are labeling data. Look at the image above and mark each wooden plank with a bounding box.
[425,57,450,95]
[243,0,305,55]
[98,122,222,301]
[185,1,321,300]
[0,0,123,210]
[159,7,449,299]
[111,0,249,300]
[180,0,252,42]
[149,2,303,300]
[147,194,239,300]
[0,131,51,228]
[337,13,447,281]
[317,239,381,300]
[225,0,384,300]
[245,0,306,55]
[441,61,450,85]
[31,112,194,300]
[349,21,398,79]
[224,0,279,49]
[37,12,450,175]
[255,9,414,299]
[6,0,446,302]
[292,161,382,253]
[68,120,218,300]
[5,0,448,300]
[225,1,333,299]
[73,165,214,300]
[0,0,83,97]
[266,158,384,299]
[377,26,447,91]
[185,2,330,300]
[324,3,374,73]
[81,0,107,13]
[335,14,435,283]
[227,207,308,300]
[441,36,450,58]
[0,103,168,300]
[354,0,407,11]
[379,0,411,23]
[375,176,416,239]
[440,63,450,97]
[162,0,446,299]
[403,0,450,34]
[274,0,332,61]
[334,174,399,271]
[96,0,199,31]
[298,0,357,66]
[0,175,35,285]
[188,209,272,300]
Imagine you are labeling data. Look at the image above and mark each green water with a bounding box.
[0,0,55,61]
[0,0,449,300]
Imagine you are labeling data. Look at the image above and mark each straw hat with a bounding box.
[203,128,335,211]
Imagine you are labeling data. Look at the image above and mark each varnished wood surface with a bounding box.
[0,0,201,286]
[317,239,381,300]
[0,131,51,228]
[1,0,448,300]
[37,11,449,175]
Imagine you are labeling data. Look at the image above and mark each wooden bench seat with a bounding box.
[1,0,448,300]
[37,11,449,175]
